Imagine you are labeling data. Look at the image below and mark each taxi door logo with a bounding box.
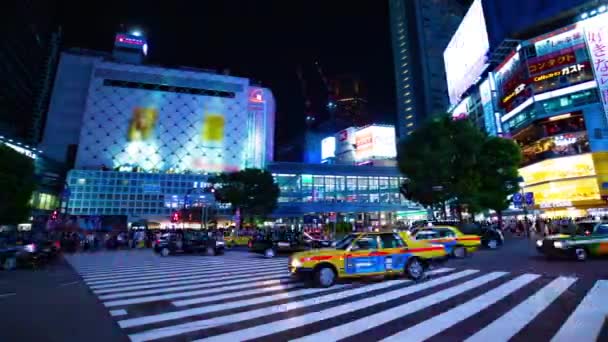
[127,107,158,141]
[201,113,225,142]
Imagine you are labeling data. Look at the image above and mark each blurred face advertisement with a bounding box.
[127,107,158,141]
[201,113,225,142]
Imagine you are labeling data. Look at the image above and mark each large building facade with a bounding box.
[389,0,467,139]
[448,3,608,217]
[53,32,422,229]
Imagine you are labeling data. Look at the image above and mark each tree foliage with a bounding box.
[211,168,280,224]
[476,136,523,216]
[398,116,522,220]
[0,145,36,224]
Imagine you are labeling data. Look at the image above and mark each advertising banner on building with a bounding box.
[335,127,357,162]
[321,136,336,160]
[479,77,497,136]
[583,13,608,123]
[533,24,585,57]
[354,125,396,162]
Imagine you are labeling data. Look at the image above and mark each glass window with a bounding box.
[379,234,405,249]
[335,234,357,250]
[415,230,439,240]
[435,228,456,238]
[353,235,379,250]
[594,224,608,235]
[347,177,357,192]
[358,177,368,191]
[369,177,378,191]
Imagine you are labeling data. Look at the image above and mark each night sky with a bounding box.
[57,1,395,158]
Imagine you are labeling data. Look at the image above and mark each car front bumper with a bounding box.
[289,266,314,280]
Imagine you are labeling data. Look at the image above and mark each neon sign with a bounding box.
[502,83,526,104]
[249,88,264,103]
[528,53,576,75]
[115,34,145,46]
[532,63,587,82]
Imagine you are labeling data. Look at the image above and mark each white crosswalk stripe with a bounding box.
[64,250,608,342]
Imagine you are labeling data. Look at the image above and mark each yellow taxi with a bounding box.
[408,225,481,258]
[223,230,253,248]
[289,232,447,287]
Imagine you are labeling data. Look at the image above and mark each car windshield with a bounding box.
[334,234,357,250]
[574,223,596,236]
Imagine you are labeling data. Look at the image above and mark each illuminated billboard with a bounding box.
[321,137,336,160]
[355,125,397,162]
[75,61,274,173]
[444,0,490,105]
[519,154,596,186]
[582,12,608,123]
[451,96,470,120]
[532,24,585,57]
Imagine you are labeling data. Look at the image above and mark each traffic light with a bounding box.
[171,211,180,223]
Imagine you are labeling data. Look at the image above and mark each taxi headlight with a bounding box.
[554,241,566,249]
[536,240,543,247]
[291,258,302,268]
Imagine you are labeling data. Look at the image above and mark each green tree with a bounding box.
[0,145,36,224]
[476,136,523,228]
[398,116,485,219]
[211,168,280,226]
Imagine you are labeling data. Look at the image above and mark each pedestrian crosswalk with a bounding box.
[65,250,608,342]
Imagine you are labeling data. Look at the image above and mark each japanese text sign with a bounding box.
[583,13,608,122]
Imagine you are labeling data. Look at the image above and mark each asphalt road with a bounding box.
[0,257,127,342]
[445,234,608,280]
[1,236,606,341]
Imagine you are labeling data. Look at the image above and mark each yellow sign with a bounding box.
[127,107,158,141]
[202,113,225,142]
[519,154,596,186]
[525,177,600,206]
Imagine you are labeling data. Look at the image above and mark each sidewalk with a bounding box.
[0,256,127,342]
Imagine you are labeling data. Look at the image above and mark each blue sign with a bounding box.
[525,192,534,205]
[512,192,523,205]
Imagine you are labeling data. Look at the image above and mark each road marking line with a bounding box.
[93,269,285,294]
[58,281,80,287]
[97,271,287,300]
[80,260,286,280]
[104,277,294,307]
[110,309,128,317]
[551,280,608,342]
[84,263,284,284]
[71,259,286,275]
[382,273,540,342]
[466,276,577,342]
[292,271,507,342]
[119,285,347,328]
[126,268,460,342]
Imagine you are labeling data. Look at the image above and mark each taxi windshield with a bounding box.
[334,234,357,250]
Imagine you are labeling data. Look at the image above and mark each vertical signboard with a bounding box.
[583,13,608,122]
[479,77,497,136]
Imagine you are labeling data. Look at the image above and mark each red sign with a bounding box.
[528,52,576,75]
[115,34,145,46]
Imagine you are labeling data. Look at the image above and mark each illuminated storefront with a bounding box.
[519,153,608,215]
[490,13,608,217]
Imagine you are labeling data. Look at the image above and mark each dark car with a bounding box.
[428,221,504,249]
[154,231,225,257]
[536,221,608,261]
[249,229,309,258]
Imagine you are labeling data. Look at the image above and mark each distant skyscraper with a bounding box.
[0,1,61,145]
[329,74,370,128]
[389,0,467,139]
